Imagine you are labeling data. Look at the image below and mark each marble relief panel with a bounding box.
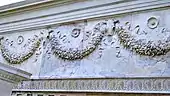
[39,9,170,78]
[0,9,170,78]
[0,29,48,76]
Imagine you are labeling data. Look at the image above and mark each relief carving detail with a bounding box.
[1,16,170,63]
[114,16,170,56]
[48,22,108,60]
[0,35,42,64]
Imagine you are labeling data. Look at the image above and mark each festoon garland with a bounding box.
[48,22,107,60]
[0,35,41,64]
[115,24,170,56]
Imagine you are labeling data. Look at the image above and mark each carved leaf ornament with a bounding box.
[48,22,107,60]
[0,16,170,64]
[115,17,170,57]
[0,35,41,64]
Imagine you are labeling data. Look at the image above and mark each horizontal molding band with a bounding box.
[0,69,21,83]
[0,68,30,83]
[13,78,170,93]
[0,0,170,33]
[0,63,31,83]
[11,90,170,94]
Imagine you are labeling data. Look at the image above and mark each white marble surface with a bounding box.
[0,62,31,96]
[0,6,170,79]
[0,79,13,96]
[39,9,170,78]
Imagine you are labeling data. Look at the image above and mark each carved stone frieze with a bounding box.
[48,21,107,60]
[13,78,170,93]
[0,34,42,64]
[40,13,170,78]
[1,15,169,64]
[46,15,170,61]
[114,16,170,57]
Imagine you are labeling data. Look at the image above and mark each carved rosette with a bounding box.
[115,18,170,56]
[49,22,107,60]
[0,35,41,64]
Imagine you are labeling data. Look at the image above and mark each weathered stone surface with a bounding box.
[0,0,170,95]
[0,1,169,79]
[39,8,170,78]
[0,0,169,79]
[12,78,170,94]
[2,8,170,78]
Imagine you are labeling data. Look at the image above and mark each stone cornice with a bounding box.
[0,0,73,15]
[0,0,169,33]
[0,63,31,83]
[13,77,170,94]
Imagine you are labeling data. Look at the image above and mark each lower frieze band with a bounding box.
[13,77,170,94]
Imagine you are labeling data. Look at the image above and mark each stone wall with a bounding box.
[0,0,170,95]
[1,7,170,78]
[0,0,169,78]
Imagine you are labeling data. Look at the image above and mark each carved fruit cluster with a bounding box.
[116,27,170,56]
[49,22,107,60]
[1,36,41,64]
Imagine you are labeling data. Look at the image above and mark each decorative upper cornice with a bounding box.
[0,0,169,33]
[0,0,70,13]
